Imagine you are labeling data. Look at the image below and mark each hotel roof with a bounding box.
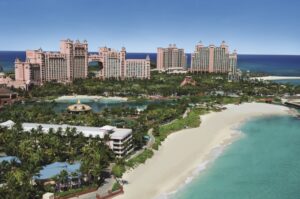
[21,122,131,140]
[22,123,107,138]
[0,120,15,128]
[99,125,116,131]
[0,120,132,140]
[110,128,132,140]
[0,156,20,163]
[34,162,81,180]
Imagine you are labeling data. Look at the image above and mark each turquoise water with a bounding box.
[271,79,300,86]
[171,115,300,199]
[52,99,164,113]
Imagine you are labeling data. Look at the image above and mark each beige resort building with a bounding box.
[89,47,150,80]
[157,44,186,71]
[14,39,88,86]
[190,41,237,74]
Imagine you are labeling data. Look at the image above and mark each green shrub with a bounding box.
[112,164,126,178]
[126,149,154,168]
[112,182,121,192]
[152,108,206,150]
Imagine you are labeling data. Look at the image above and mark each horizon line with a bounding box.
[0,50,299,56]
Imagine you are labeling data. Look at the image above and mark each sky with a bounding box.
[0,0,300,54]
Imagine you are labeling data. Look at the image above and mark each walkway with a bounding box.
[69,173,115,199]
[126,128,154,160]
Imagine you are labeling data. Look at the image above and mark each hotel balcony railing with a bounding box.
[113,145,125,150]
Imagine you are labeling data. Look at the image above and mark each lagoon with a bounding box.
[51,96,169,113]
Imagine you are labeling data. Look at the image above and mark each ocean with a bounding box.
[1,51,300,77]
[170,115,300,199]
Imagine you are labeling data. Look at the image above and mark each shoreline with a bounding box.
[159,122,245,199]
[115,103,290,199]
[251,76,300,81]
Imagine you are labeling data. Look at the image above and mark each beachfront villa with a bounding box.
[0,121,133,158]
[67,99,92,114]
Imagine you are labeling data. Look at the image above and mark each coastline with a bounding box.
[115,103,290,199]
[251,76,300,81]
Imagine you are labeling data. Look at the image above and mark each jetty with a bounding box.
[283,96,300,109]
[285,101,300,109]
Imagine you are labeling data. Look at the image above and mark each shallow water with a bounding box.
[171,115,300,199]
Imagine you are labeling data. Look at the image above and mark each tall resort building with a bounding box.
[90,47,150,80]
[190,41,237,74]
[15,39,88,86]
[157,44,186,71]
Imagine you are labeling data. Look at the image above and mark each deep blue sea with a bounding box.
[1,51,300,77]
[171,115,300,199]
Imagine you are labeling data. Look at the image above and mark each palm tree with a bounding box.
[57,170,69,192]
[70,171,79,189]
[80,141,110,185]
[4,168,35,199]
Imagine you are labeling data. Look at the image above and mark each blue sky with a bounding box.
[0,0,300,54]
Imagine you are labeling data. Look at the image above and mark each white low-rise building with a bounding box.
[0,121,133,157]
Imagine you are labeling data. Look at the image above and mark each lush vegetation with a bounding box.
[14,72,300,99]
[111,164,126,178]
[126,149,154,168]
[0,125,113,198]
[112,149,154,178]
[1,72,300,198]
[111,182,122,192]
[152,108,208,150]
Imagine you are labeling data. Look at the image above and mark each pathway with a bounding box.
[126,128,154,160]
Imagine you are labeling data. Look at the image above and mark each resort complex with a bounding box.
[1,62,300,199]
[89,47,151,80]
[190,41,237,73]
[1,1,300,199]
[1,36,300,199]
[13,39,88,88]
[157,44,186,71]
[0,39,244,90]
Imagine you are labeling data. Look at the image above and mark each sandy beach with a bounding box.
[115,103,290,199]
[251,76,300,81]
[55,95,127,101]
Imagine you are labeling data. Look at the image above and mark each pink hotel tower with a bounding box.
[89,47,150,80]
[190,41,237,73]
[15,39,88,85]
[157,44,186,71]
